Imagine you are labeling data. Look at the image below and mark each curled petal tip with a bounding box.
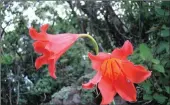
[35,65,41,71]
[35,56,47,70]
[35,62,41,70]
[88,52,94,57]
[124,40,133,51]
[147,71,152,78]
[131,98,137,103]
[125,40,130,42]
[50,74,57,79]
[88,52,97,61]
[82,82,95,89]
[29,28,38,40]
[142,70,152,81]
[88,52,93,55]
[35,66,40,70]
[133,97,137,102]
[125,40,132,44]
[43,24,49,26]
[40,24,49,32]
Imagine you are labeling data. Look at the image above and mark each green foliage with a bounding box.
[153,64,165,73]
[153,93,168,104]
[80,89,95,105]
[143,94,153,100]
[151,59,160,64]
[165,86,170,94]
[31,77,56,94]
[139,43,153,61]
[161,29,170,37]
[140,81,152,94]
[155,7,169,17]
[1,1,170,105]
[1,54,13,64]
[156,41,169,54]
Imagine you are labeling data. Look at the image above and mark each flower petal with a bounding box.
[35,55,48,69]
[112,40,133,59]
[29,28,47,40]
[88,52,110,71]
[33,41,48,54]
[46,33,79,53]
[114,72,137,102]
[98,76,116,105]
[82,72,102,89]
[120,61,151,83]
[48,59,57,79]
[40,24,49,32]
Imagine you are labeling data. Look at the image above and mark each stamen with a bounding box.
[100,58,121,80]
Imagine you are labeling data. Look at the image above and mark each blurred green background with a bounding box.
[0,1,169,105]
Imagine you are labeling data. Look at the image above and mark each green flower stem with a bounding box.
[79,34,99,55]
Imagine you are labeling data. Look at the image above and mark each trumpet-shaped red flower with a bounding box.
[29,24,79,78]
[83,40,151,105]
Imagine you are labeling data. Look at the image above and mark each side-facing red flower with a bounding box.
[29,24,79,78]
[83,40,151,105]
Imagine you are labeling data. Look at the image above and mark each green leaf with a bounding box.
[162,25,169,30]
[158,87,163,92]
[141,81,152,94]
[156,41,169,53]
[1,54,13,64]
[151,59,160,64]
[60,58,68,63]
[161,29,170,37]
[153,93,167,104]
[139,43,153,61]
[155,7,169,16]
[143,94,153,100]
[167,101,170,105]
[161,1,170,8]
[153,64,165,73]
[165,86,170,94]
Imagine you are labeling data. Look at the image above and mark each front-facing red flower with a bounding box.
[29,24,79,78]
[83,40,151,105]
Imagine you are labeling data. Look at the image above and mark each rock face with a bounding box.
[62,92,81,105]
[42,87,128,105]
[114,95,129,105]
[44,86,82,105]
[41,72,129,105]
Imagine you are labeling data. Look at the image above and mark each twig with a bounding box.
[9,82,12,105]
[16,65,20,105]
[43,93,46,102]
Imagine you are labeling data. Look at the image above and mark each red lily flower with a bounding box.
[82,40,151,105]
[29,24,79,78]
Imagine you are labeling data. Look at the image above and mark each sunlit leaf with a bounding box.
[165,86,170,94]
[139,43,153,61]
[156,41,169,53]
[151,59,160,64]
[153,93,167,104]
[143,94,153,100]
[155,7,169,16]
[153,64,165,73]
[1,54,13,64]
[141,81,152,94]
[161,29,170,37]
